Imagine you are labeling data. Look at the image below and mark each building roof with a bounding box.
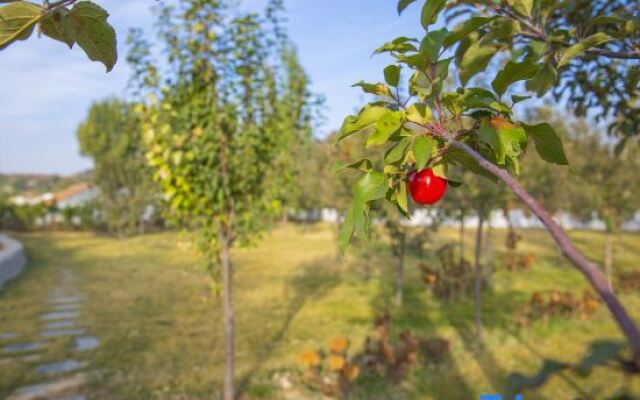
[54,182,90,203]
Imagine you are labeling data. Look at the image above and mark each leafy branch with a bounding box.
[337,0,640,366]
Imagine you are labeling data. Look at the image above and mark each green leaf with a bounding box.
[525,62,557,96]
[385,137,412,164]
[397,0,419,14]
[457,41,497,85]
[396,181,409,214]
[338,203,358,251]
[446,147,498,182]
[491,58,540,96]
[406,103,432,124]
[0,1,42,50]
[68,1,117,72]
[333,159,373,173]
[352,81,392,97]
[384,65,401,87]
[374,36,418,55]
[40,9,75,48]
[477,119,527,165]
[522,122,569,165]
[511,95,531,105]
[457,87,497,109]
[443,16,496,48]
[367,111,404,146]
[558,32,612,67]
[509,0,533,17]
[421,0,446,30]
[354,171,388,203]
[420,27,448,60]
[413,135,437,170]
[339,104,389,140]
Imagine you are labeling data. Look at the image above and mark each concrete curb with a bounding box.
[0,234,27,290]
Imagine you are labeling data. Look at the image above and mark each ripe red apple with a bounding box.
[408,168,447,205]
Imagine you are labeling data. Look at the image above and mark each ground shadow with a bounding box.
[237,255,343,395]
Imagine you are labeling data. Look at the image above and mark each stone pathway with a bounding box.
[1,269,101,400]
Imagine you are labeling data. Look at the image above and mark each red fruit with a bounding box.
[408,168,448,205]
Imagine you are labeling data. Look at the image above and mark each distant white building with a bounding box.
[9,192,54,206]
[313,207,640,232]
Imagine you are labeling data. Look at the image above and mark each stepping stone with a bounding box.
[40,311,79,321]
[51,303,82,312]
[7,373,85,400]
[20,354,43,363]
[73,336,100,352]
[35,359,86,375]
[3,342,45,353]
[0,332,19,340]
[50,292,80,301]
[0,357,14,365]
[43,320,76,330]
[40,329,86,338]
[49,296,82,305]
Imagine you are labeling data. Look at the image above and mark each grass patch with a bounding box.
[0,224,638,399]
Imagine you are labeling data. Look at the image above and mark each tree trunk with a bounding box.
[605,230,613,291]
[334,218,343,262]
[219,230,235,400]
[395,230,406,307]
[474,217,484,337]
[451,140,640,363]
[459,210,465,264]
[485,220,494,289]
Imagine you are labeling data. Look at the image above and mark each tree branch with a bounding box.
[485,2,640,60]
[449,140,640,363]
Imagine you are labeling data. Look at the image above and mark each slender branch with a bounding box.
[449,140,640,363]
[484,1,640,60]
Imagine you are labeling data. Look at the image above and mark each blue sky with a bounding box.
[0,0,426,175]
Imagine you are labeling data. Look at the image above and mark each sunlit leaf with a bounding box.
[558,32,612,67]
[339,104,389,140]
[0,1,42,50]
[374,36,418,55]
[406,103,432,125]
[367,111,404,146]
[352,81,392,97]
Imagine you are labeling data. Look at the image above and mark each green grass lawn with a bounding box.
[0,224,639,399]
